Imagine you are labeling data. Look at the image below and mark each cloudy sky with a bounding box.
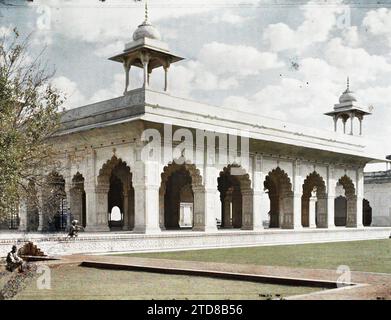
[1,0,391,171]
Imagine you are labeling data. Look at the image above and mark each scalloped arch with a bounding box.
[160,162,203,190]
[264,167,292,193]
[218,164,252,190]
[337,175,356,197]
[302,171,326,197]
[98,155,132,185]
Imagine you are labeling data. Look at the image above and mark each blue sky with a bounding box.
[1,0,391,170]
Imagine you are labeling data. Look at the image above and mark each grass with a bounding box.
[122,239,391,274]
[7,264,320,300]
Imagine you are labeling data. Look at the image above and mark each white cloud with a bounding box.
[156,41,282,97]
[166,60,239,97]
[357,85,391,107]
[52,76,86,110]
[223,96,250,109]
[298,57,341,80]
[198,42,283,77]
[363,8,391,46]
[263,1,344,52]
[342,26,360,47]
[30,0,213,44]
[324,38,391,83]
[223,71,342,125]
[88,73,124,104]
[211,11,249,25]
[94,41,123,58]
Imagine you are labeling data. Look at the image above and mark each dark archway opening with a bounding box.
[334,196,347,226]
[108,174,124,230]
[98,156,135,231]
[363,199,372,227]
[264,167,293,229]
[71,172,86,228]
[301,172,327,228]
[163,167,194,229]
[334,175,356,227]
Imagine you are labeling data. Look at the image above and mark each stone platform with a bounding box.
[0,227,390,257]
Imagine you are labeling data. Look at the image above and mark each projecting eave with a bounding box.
[55,88,382,164]
[324,108,371,117]
[365,157,390,164]
[108,38,184,66]
[140,89,380,161]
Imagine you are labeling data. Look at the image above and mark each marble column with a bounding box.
[123,188,130,230]
[192,186,206,231]
[252,170,264,231]
[222,194,233,228]
[356,168,364,228]
[346,195,358,227]
[292,161,303,230]
[84,184,110,232]
[194,166,218,232]
[309,195,317,228]
[259,190,270,229]
[327,196,335,228]
[164,65,169,92]
[123,60,131,94]
[292,193,301,229]
[141,53,150,89]
[327,165,336,228]
[241,188,254,230]
[133,160,161,234]
[316,196,328,228]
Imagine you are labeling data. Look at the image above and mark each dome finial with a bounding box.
[339,76,357,103]
[132,1,161,41]
[144,1,148,23]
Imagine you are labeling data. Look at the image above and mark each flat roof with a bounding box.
[58,88,386,163]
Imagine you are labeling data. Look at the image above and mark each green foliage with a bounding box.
[0,29,64,222]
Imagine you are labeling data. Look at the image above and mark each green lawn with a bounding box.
[123,239,391,274]
[8,264,320,300]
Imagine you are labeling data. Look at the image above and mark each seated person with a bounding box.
[6,245,23,272]
[68,220,82,238]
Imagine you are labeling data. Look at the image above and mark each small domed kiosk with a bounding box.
[109,3,184,94]
[325,78,372,135]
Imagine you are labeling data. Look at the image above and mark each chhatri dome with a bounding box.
[109,2,184,94]
[338,77,357,103]
[325,77,371,135]
[132,3,161,41]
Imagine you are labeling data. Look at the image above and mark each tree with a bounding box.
[0,29,64,225]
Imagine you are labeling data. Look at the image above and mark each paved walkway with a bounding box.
[53,254,391,300]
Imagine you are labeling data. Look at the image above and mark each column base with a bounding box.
[346,224,362,228]
[133,226,161,234]
[241,225,254,231]
[84,225,110,232]
[193,226,218,232]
